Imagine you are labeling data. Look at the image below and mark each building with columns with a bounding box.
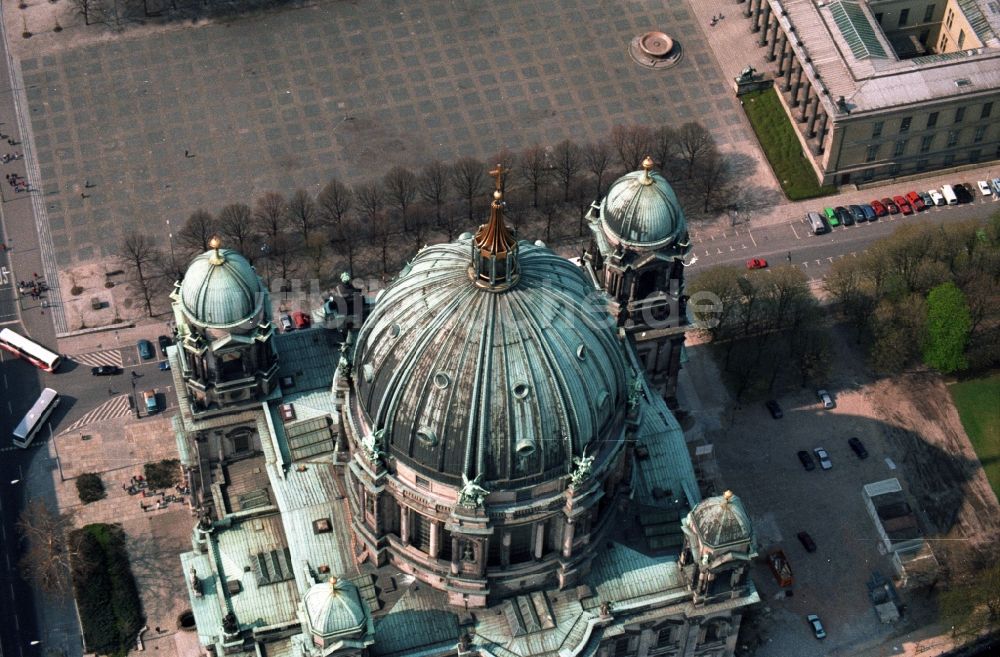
[738,0,1000,185]
[176,162,758,657]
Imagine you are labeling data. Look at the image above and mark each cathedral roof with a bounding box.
[688,490,753,549]
[303,578,367,639]
[600,157,688,250]
[353,230,630,488]
[179,238,263,328]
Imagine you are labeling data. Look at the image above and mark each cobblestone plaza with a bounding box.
[19,0,751,265]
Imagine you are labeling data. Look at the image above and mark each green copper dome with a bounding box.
[304,578,367,640]
[179,243,263,328]
[601,158,688,250]
[686,490,753,548]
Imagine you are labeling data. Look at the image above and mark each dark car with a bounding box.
[91,365,122,376]
[849,205,867,223]
[848,436,869,459]
[835,206,854,226]
[954,183,974,204]
[137,339,154,360]
[797,531,817,552]
[157,334,173,358]
[797,450,816,471]
[882,197,899,214]
[860,204,876,221]
[766,400,783,419]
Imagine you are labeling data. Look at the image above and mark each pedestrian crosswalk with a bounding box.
[71,348,124,368]
[63,394,132,432]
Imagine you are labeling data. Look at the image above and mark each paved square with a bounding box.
[20,0,752,265]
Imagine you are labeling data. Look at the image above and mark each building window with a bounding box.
[982,102,993,119]
[974,126,987,143]
[890,163,901,176]
[955,107,965,123]
[920,135,934,152]
[415,475,430,490]
[946,9,954,29]
[900,117,912,132]
[917,159,929,171]
[947,130,960,147]
[969,149,981,163]
[863,168,875,181]
[939,34,949,50]
[866,145,880,162]
[898,9,909,26]
[927,112,938,128]
[943,153,955,167]
[872,121,884,138]
[893,140,907,157]
[958,30,965,49]
[923,4,935,22]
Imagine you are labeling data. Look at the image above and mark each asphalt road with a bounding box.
[687,196,1000,278]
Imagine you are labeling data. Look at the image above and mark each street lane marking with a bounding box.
[791,224,800,239]
[749,229,757,248]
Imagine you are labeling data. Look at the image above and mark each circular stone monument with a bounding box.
[629,31,683,69]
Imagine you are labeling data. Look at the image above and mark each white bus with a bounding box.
[0,328,62,372]
[13,388,60,448]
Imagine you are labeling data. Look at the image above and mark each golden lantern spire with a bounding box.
[640,156,655,185]
[208,235,225,265]
[471,164,519,288]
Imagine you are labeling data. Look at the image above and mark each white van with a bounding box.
[941,184,958,205]
[806,212,828,235]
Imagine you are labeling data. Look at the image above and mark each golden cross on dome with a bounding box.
[489,164,507,194]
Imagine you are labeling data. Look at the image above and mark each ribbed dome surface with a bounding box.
[353,238,630,487]
[688,491,753,548]
[601,168,687,249]
[304,579,366,639]
[179,248,262,327]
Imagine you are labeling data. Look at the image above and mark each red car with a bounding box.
[906,191,926,211]
[870,200,888,217]
[881,197,899,214]
[893,195,913,215]
[746,258,768,270]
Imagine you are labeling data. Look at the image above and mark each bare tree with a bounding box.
[151,249,185,288]
[520,144,551,209]
[17,500,83,596]
[317,177,354,228]
[651,125,677,173]
[384,166,418,232]
[303,233,328,282]
[332,212,364,275]
[353,181,384,227]
[69,0,99,25]
[691,147,730,212]
[217,203,254,257]
[610,124,653,171]
[583,140,614,201]
[450,157,487,223]
[677,122,716,179]
[551,139,583,202]
[253,192,289,246]
[118,231,159,316]
[408,202,434,253]
[418,161,449,230]
[287,189,319,242]
[369,212,394,276]
[176,209,215,254]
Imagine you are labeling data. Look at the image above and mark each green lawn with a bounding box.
[741,88,838,201]
[949,373,1000,501]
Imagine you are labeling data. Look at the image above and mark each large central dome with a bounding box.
[353,237,630,488]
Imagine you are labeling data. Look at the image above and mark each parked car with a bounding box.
[765,400,783,419]
[807,212,829,235]
[954,183,974,204]
[870,199,888,216]
[881,197,899,214]
[893,195,913,215]
[280,314,294,331]
[797,450,816,471]
[941,184,959,204]
[143,389,158,414]
[91,365,122,376]
[977,180,993,197]
[807,614,827,640]
[137,339,154,360]
[918,191,933,207]
[906,191,926,211]
[927,189,945,206]
[291,311,311,329]
[797,531,817,552]
[835,206,854,226]
[823,207,840,227]
[816,389,835,409]
[157,334,172,358]
[990,178,1000,195]
[848,436,868,459]
[860,204,876,221]
[849,204,867,223]
[813,447,833,470]
[746,258,768,270]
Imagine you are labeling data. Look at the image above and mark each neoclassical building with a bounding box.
[739,0,1000,184]
[177,163,758,657]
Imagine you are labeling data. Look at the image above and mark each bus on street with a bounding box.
[13,388,60,448]
[0,328,62,372]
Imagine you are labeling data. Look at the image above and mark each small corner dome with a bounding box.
[688,490,753,548]
[304,578,367,639]
[601,158,687,249]
[179,243,263,328]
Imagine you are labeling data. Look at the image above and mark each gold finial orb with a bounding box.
[493,190,502,201]
[642,156,654,171]
[329,576,338,588]
[209,235,221,250]
[723,490,734,503]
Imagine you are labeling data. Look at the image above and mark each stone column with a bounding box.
[400,507,410,545]
[451,537,460,575]
[758,3,772,45]
[782,57,795,91]
[562,521,575,559]
[767,23,780,60]
[744,0,754,18]
[798,80,814,121]
[817,112,830,153]
[751,0,763,32]
[807,97,821,136]
[776,32,789,74]
[429,521,440,559]
[533,521,545,560]
[501,531,512,568]
[791,66,805,106]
